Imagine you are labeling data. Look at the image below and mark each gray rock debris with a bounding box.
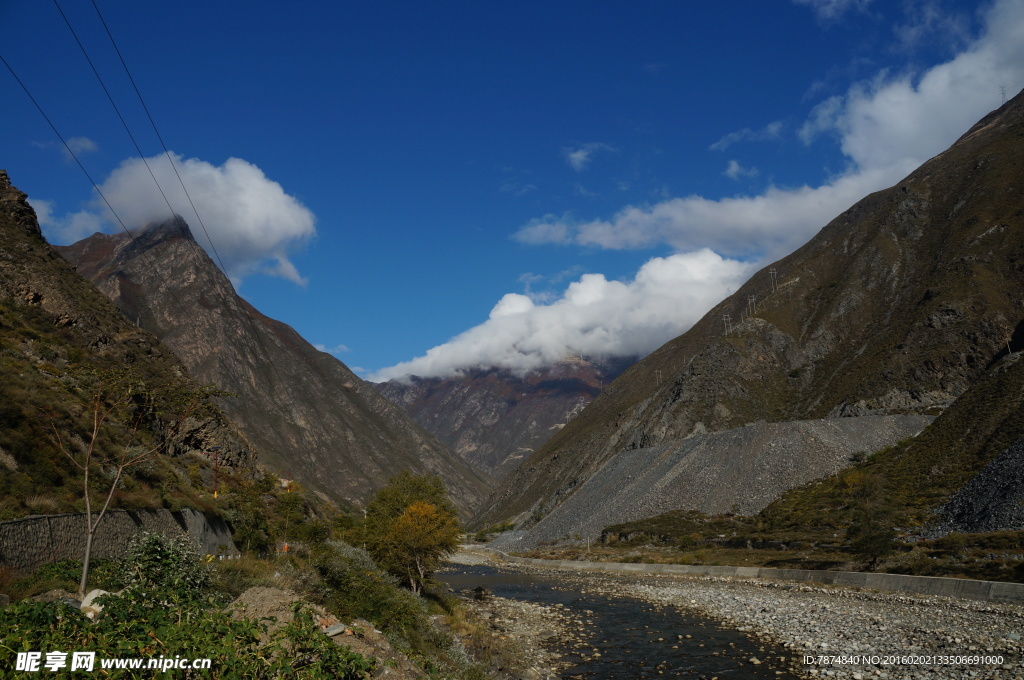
[494,415,932,550]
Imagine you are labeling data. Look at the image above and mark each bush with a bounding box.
[118,532,211,601]
[311,541,425,635]
[0,596,373,678]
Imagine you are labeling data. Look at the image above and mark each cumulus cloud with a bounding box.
[709,121,783,151]
[73,153,315,285]
[33,154,315,285]
[563,142,616,171]
[515,165,909,260]
[894,0,971,52]
[518,0,1024,261]
[31,198,105,244]
[370,250,753,381]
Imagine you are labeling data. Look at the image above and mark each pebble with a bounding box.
[450,551,1023,680]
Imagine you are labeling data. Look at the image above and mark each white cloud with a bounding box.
[515,165,909,260]
[724,160,758,180]
[563,142,616,171]
[518,0,1024,261]
[793,0,874,22]
[48,153,316,285]
[30,198,105,244]
[370,250,753,381]
[65,136,98,156]
[709,121,783,151]
[894,0,971,52]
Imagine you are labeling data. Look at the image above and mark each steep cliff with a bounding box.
[477,90,1024,527]
[59,219,492,514]
[0,169,258,518]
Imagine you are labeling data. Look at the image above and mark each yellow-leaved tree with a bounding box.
[362,472,462,595]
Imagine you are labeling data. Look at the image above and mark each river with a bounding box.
[440,563,802,679]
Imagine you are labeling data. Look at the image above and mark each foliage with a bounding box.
[846,514,897,570]
[0,539,375,679]
[118,532,211,602]
[0,596,374,679]
[362,473,462,595]
[310,541,426,634]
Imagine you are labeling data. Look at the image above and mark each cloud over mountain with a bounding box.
[39,153,316,285]
[370,249,752,381]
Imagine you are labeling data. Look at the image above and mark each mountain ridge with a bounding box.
[59,217,492,515]
[476,90,1024,528]
[375,357,633,479]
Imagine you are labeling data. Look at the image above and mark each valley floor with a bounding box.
[451,549,1024,679]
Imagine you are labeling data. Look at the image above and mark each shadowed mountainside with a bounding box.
[477,90,1024,528]
[58,219,491,515]
[0,169,258,518]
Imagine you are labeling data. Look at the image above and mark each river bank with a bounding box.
[449,549,1024,679]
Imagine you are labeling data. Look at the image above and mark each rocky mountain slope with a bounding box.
[491,414,932,550]
[375,357,632,480]
[477,89,1024,528]
[58,218,491,514]
[0,169,257,518]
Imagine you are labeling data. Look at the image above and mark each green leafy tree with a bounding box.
[362,472,462,595]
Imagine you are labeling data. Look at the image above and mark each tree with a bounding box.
[47,372,216,597]
[363,472,462,595]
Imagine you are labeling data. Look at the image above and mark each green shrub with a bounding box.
[118,532,211,601]
[0,595,373,678]
[311,541,425,635]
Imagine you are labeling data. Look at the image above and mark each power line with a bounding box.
[65,1,282,391]
[0,52,192,322]
[53,0,182,230]
[87,0,233,283]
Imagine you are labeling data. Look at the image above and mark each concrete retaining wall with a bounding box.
[487,550,1024,603]
[0,508,237,574]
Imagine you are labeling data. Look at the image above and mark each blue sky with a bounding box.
[1,0,1022,380]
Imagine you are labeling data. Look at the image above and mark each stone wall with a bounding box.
[0,508,236,574]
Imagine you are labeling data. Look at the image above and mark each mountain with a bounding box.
[58,218,491,515]
[476,90,1024,529]
[375,357,632,480]
[0,169,258,518]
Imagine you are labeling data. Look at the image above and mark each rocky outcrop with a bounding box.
[939,436,1024,534]
[376,357,632,480]
[58,219,491,514]
[0,169,260,502]
[477,89,1024,528]
[490,415,932,549]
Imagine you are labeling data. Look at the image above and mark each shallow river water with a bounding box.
[440,564,801,679]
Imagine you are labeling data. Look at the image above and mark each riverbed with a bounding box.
[440,561,802,679]
[443,551,1024,679]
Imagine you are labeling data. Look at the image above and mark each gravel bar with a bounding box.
[456,551,1024,679]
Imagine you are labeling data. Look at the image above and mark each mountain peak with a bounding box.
[59,216,492,514]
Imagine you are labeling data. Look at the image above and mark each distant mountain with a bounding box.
[375,356,633,480]
[58,218,491,515]
[477,90,1024,529]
